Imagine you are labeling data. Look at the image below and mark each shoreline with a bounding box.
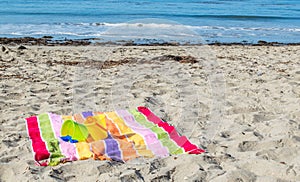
[1,37,300,46]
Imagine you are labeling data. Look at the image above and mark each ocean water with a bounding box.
[0,0,299,43]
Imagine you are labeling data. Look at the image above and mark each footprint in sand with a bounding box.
[227,169,257,182]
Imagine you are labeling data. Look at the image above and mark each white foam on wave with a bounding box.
[70,22,300,33]
[0,22,299,43]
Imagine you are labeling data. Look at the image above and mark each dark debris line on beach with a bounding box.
[0,37,90,46]
[46,55,198,69]
[0,37,300,46]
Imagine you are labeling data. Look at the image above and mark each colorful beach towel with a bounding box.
[25,106,205,166]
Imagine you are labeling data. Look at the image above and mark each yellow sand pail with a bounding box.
[61,119,89,142]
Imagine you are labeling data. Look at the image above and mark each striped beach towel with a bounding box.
[25,106,205,166]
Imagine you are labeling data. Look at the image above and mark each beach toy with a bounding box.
[84,114,108,141]
[61,119,89,143]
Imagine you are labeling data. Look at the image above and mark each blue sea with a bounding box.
[0,0,299,43]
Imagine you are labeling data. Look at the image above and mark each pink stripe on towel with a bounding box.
[49,113,78,161]
[26,116,50,165]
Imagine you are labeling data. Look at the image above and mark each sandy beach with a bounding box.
[0,45,299,181]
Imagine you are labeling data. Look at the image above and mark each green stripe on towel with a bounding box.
[38,113,64,166]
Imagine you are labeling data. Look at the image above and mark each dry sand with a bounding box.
[0,45,299,181]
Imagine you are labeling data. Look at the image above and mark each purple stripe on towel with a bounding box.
[82,111,93,118]
[104,133,122,162]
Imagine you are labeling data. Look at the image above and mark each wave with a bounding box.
[0,22,299,43]
[13,22,297,32]
[1,22,299,36]
[29,22,300,32]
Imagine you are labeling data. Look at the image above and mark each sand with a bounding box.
[0,45,299,181]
